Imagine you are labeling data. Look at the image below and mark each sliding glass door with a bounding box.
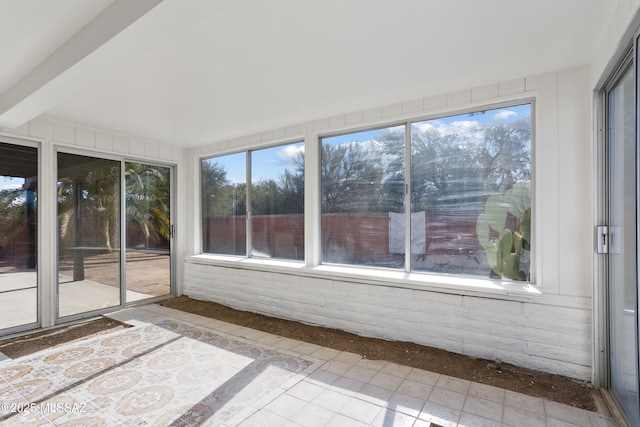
[0,141,38,332]
[605,52,639,426]
[57,153,172,320]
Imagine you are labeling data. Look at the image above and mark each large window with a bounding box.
[321,103,532,281]
[201,141,304,260]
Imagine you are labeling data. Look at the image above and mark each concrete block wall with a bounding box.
[184,65,594,380]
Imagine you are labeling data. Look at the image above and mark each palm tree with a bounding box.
[57,160,170,253]
[0,183,37,269]
[125,163,171,248]
[57,162,120,252]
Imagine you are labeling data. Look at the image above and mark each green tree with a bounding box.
[0,187,31,238]
[252,173,304,216]
[252,179,280,215]
[277,151,305,214]
[125,163,171,246]
[201,160,246,218]
[409,118,531,212]
[479,119,531,193]
[201,160,229,218]
[57,160,172,252]
[57,163,120,251]
[321,143,385,213]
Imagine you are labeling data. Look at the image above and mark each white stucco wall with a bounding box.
[184,65,595,380]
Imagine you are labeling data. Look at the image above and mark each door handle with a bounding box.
[597,226,608,254]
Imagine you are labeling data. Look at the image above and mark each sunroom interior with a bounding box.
[1,0,640,425]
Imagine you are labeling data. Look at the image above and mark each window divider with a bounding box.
[246,151,252,258]
[404,122,412,273]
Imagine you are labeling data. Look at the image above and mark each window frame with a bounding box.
[319,124,406,269]
[195,98,537,290]
[318,99,536,283]
[200,139,305,261]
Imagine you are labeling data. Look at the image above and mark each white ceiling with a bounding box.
[0,0,613,148]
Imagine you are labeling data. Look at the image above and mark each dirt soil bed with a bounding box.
[0,318,129,359]
[0,297,599,412]
[159,296,599,411]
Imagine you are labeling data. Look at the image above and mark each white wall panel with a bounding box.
[529,72,561,294]
[558,67,593,296]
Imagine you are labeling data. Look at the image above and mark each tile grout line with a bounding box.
[102,305,616,426]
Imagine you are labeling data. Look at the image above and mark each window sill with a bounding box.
[187,255,542,301]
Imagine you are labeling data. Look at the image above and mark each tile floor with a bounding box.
[0,304,619,426]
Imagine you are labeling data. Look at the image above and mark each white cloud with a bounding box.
[412,119,484,147]
[276,144,305,165]
[447,120,480,131]
[413,122,437,133]
[415,120,481,135]
[494,110,517,120]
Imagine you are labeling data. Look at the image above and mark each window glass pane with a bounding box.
[201,152,246,255]
[57,153,121,317]
[410,104,532,280]
[607,64,639,427]
[0,143,38,330]
[251,142,304,260]
[321,126,405,268]
[125,163,171,300]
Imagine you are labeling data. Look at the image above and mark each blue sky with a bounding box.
[205,103,532,186]
[205,141,305,185]
[0,176,25,191]
[431,103,530,127]
[324,103,531,148]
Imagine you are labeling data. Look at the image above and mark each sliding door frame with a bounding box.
[596,29,640,427]
[54,146,175,324]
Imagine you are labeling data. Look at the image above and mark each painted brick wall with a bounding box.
[184,261,591,380]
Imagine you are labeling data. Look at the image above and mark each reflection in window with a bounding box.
[251,143,304,260]
[321,126,405,268]
[411,104,532,279]
[0,142,38,330]
[318,103,532,281]
[57,153,121,317]
[125,163,171,300]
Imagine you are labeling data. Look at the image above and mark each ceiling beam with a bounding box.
[0,0,166,128]
[0,0,234,130]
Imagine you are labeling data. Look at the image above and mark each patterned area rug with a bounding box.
[0,319,316,426]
